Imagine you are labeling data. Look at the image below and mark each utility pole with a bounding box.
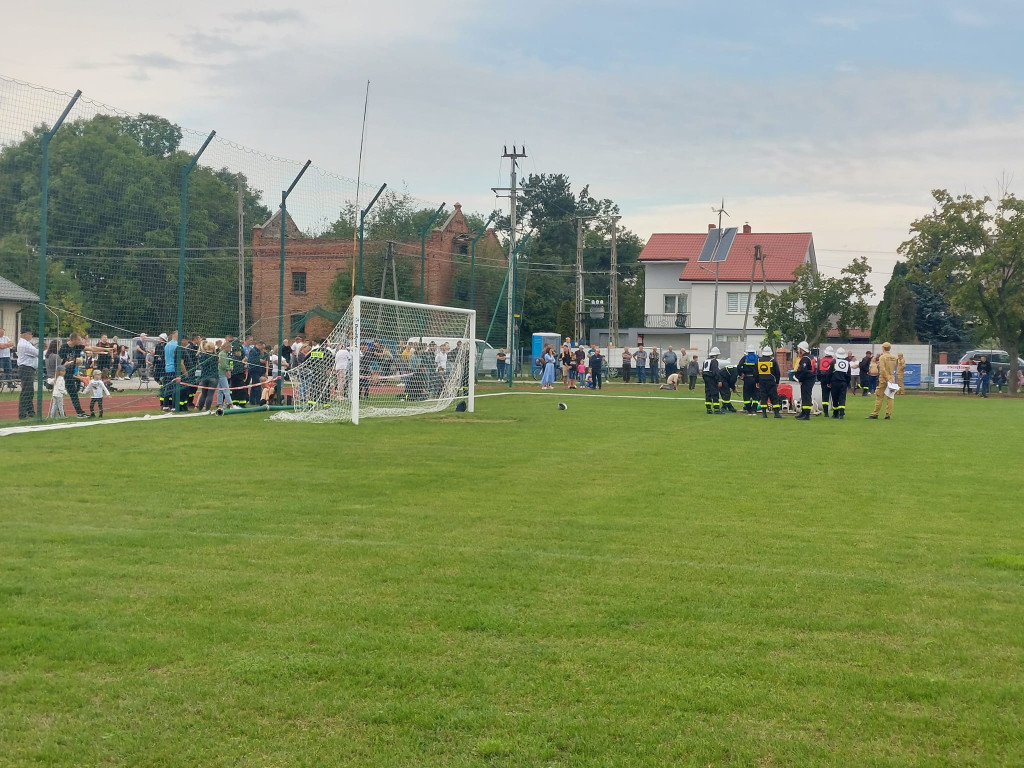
[238,174,245,338]
[609,216,621,348]
[741,244,760,342]
[492,145,527,359]
[575,217,585,343]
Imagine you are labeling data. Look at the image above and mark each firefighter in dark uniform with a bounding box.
[306,340,333,407]
[702,346,721,414]
[228,337,248,407]
[756,345,783,419]
[829,346,851,419]
[794,340,814,421]
[818,345,835,417]
[177,335,200,411]
[718,357,739,413]
[738,343,759,414]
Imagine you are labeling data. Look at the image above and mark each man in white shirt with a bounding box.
[334,343,351,398]
[17,327,39,419]
[0,327,13,381]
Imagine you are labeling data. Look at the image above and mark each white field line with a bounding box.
[0,410,211,437]
[477,390,706,402]
[2,519,1020,594]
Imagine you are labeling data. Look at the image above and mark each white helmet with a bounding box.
[709,346,720,356]
[836,347,847,357]
[797,341,810,353]
[761,346,773,356]
[824,346,835,356]
[745,344,756,354]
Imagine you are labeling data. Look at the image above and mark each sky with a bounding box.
[4,0,1024,298]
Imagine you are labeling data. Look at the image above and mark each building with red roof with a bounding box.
[625,222,817,358]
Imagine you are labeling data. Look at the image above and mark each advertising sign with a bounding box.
[935,363,976,388]
[902,364,922,387]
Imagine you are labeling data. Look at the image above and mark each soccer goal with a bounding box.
[273,296,475,424]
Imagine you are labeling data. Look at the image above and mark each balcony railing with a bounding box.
[644,313,690,328]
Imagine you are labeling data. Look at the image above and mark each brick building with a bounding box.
[250,203,503,343]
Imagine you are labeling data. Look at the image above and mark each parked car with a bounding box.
[958,349,1024,368]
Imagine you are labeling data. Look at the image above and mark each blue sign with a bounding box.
[902,364,921,387]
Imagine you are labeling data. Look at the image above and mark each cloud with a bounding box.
[946,6,990,27]
[178,30,253,56]
[121,52,190,70]
[226,9,306,24]
[816,15,860,31]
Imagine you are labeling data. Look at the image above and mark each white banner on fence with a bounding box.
[934,363,976,388]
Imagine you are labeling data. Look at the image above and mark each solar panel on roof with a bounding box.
[696,230,720,262]
[713,227,738,262]
[697,227,739,263]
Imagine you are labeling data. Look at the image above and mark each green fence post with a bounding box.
[36,90,81,420]
[419,203,446,303]
[507,233,530,388]
[277,160,311,402]
[484,271,509,346]
[357,182,387,296]
[174,130,216,411]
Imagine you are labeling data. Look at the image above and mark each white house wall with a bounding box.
[643,263,691,315]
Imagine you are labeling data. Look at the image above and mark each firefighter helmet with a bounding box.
[761,346,773,357]
[797,341,810,353]
[745,344,756,353]
[824,346,835,356]
[836,347,847,357]
[709,346,720,356]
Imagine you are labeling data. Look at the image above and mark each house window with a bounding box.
[663,294,688,314]
[727,292,750,314]
[290,312,306,333]
[291,271,307,294]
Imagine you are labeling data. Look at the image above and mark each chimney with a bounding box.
[708,223,715,231]
[743,223,752,234]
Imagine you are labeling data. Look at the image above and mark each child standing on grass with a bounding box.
[81,370,111,418]
[49,365,68,418]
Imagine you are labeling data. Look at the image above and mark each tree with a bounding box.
[871,262,917,342]
[120,115,183,158]
[556,300,574,340]
[754,257,872,348]
[0,113,271,337]
[901,189,1024,393]
[872,259,972,344]
[495,173,642,342]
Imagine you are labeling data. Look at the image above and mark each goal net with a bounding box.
[272,296,476,424]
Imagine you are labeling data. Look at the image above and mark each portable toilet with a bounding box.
[532,332,561,374]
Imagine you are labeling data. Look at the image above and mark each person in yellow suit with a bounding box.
[867,342,904,419]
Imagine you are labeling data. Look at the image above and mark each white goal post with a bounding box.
[273,296,476,425]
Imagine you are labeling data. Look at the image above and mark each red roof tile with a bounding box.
[639,232,813,283]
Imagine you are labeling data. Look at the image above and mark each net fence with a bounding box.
[0,74,508,418]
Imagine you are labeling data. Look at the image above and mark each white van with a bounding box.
[405,337,497,375]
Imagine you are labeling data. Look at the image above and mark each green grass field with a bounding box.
[2,390,1022,767]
